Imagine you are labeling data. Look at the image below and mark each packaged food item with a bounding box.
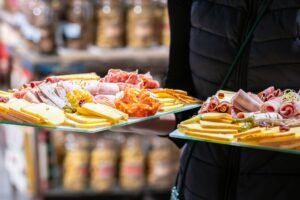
[63,134,89,191]
[96,0,125,48]
[90,138,118,191]
[119,135,145,190]
[126,0,155,48]
[161,0,170,47]
[63,0,94,49]
[147,137,180,189]
[27,0,56,54]
[152,0,164,45]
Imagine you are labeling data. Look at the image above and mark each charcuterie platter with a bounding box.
[170,88,300,155]
[0,69,201,133]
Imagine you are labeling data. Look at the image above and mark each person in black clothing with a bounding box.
[117,0,300,199]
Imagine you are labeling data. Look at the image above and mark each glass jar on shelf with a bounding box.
[95,0,125,48]
[90,137,118,191]
[126,0,155,48]
[27,0,56,54]
[63,0,94,49]
[147,137,180,189]
[63,133,89,191]
[161,0,170,47]
[119,135,145,190]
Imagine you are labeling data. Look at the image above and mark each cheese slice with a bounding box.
[200,112,232,120]
[8,99,41,124]
[65,113,108,124]
[280,141,300,149]
[158,98,176,103]
[258,134,298,146]
[200,120,239,129]
[21,103,65,125]
[178,123,238,134]
[184,130,234,142]
[54,73,100,80]
[0,112,24,123]
[0,103,9,112]
[238,131,295,142]
[81,103,128,123]
[64,118,111,129]
[234,127,261,138]
[160,104,184,112]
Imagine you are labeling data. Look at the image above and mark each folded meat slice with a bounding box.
[85,81,120,95]
[55,87,68,103]
[38,83,67,109]
[57,81,81,93]
[279,101,295,118]
[36,90,57,107]
[232,89,261,112]
[23,91,40,104]
[258,86,275,101]
[248,92,264,105]
[260,97,282,113]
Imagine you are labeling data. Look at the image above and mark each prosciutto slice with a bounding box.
[279,101,295,118]
[260,97,282,113]
[85,82,120,95]
[232,89,261,112]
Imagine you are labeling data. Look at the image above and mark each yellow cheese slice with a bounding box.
[238,131,295,142]
[65,113,108,124]
[178,123,238,134]
[199,120,239,129]
[160,104,184,112]
[0,103,9,112]
[0,112,24,123]
[200,112,232,120]
[158,98,176,103]
[258,134,298,146]
[21,103,65,126]
[234,127,261,138]
[280,141,300,149]
[64,118,111,129]
[81,103,128,123]
[55,73,100,80]
[8,99,41,124]
[184,130,234,142]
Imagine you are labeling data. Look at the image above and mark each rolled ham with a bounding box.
[258,86,275,101]
[279,101,295,118]
[208,96,219,112]
[232,89,261,112]
[199,102,209,113]
[260,97,282,113]
[248,92,264,105]
[216,101,231,113]
[85,81,120,95]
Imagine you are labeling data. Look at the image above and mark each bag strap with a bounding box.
[220,0,274,90]
[173,0,274,199]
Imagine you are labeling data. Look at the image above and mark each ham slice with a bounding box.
[232,89,261,112]
[199,102,209,113]
[260,97,282,113]
[85,82,120,95]
[23,91,40,103]
[279,101,295,118]
[208,96,219,112]
[248,92,264,105]
[258,86,275,101]
[216,101,231,113]
[38,83,67,109]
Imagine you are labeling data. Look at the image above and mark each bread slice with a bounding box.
[21,103,65,125]
[64,118,111,129]
[81,103,128,123]
[65,113,108,124]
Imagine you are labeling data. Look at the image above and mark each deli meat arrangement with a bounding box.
[179,87,300,152]
[0,70,200,130]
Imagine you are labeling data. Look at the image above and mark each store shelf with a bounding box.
[43,187,171,200]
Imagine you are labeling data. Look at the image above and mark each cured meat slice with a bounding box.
[38,83,67,109]
[23,91,41,103]
[199,102,209,113]
[248,92,264,105]
[232,90,261,112]
[85,82,120,95]
[279,101,295,118]
[36,91,57,107]
[258,86,275,101]
[55,87,68,104]
[260,97,282,113]
[216,101,231,113]
[207,96,219,112]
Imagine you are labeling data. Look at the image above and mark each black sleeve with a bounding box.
[164,0,198,148]
[165,0,195,96]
